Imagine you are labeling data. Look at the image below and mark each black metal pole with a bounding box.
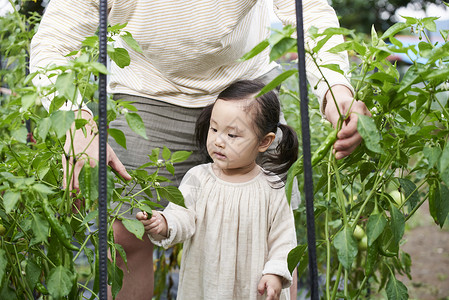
[98,0,108,298]
[294,0,319,298]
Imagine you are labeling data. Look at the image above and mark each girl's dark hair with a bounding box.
[195,79,298,177]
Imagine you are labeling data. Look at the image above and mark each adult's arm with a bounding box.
[30,0,131,189]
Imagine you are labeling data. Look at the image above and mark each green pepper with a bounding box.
[42,198,79,252]
[311,129,338,167]
[365,240,378,276]
[35,283,49,295]
[378,244,398,257]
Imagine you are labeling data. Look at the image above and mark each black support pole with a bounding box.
[98,0,108,298]
[294,0,320,298]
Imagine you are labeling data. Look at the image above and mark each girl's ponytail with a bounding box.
[261,123,298,178]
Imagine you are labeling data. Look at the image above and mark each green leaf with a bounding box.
[21,93,37,111]
[438,143,449,174]
[74,118,89,130]
[0,249,6,283]
[399,65,419,93]
[125,112,148,139]
[37,117,52,140]
[327,41,355,54]
[258,69,298,96]
[401,16,418,25]
[422,17,438,32]
[47,266,73,299]
[81,210,98,227]
[108,128,127,149]
[287,244,307,274]
[357,115,382,154]
[381,23,409,39]
[239,40,269,61]
[11,127,28,143]
[398,178,419,210]
[121,31,143,53]
[121,219,145,240]
[162,146,171,160]
[366,213,387,246]
[50,110,75,139]
[3,191,20,214]
[33,183,55,194]
[320,64,344,75]
[55,72,77,100]
[115,244,127,265]
[436,184,449,227]
[369,72,396,83]
[111,23,129,32]
[81,35,98,48]
[386,275,408,300]
[371,25,379,46]
[108,47,131,68]
[171,151,192,163]
[166,162,175,176]
[26,259,41,289]
[333,226,358,270]
[30,213,49,245]
[423,146,442,169]
[270,37,296,61]
[0,285,16,299]
[157,186,185,207]
[90,62,109,75]
[389,203,405,244]
[108,260,124,298]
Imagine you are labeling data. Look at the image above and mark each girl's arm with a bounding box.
[136,204,196,249]
[261,193,297,289]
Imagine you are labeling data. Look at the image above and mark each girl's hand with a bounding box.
[257,274,282,300]
[136,211,168,238]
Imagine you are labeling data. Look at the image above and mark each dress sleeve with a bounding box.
[262,190,297,288]
[29,0,108,113]
[273,0,354,112]
[148,169,201,248]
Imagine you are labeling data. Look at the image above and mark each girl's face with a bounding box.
[207,99,270,177]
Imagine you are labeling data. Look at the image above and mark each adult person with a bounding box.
[30,0,370,299]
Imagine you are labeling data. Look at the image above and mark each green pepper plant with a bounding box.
[0,6,189,299]
[243,12,449,299]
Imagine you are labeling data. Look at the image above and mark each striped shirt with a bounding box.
[30,0,352,111]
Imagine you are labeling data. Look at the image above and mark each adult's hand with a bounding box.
[324,85,371,159]
[62,110,131,191]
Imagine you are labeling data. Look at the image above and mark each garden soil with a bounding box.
[397,203,449,300]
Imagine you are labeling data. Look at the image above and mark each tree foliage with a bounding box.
[330,0,446,33]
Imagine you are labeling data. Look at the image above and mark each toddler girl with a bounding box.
[137,80,298,300]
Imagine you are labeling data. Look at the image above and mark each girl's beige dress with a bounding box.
[150,163,297,300]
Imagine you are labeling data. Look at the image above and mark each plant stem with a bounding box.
[8,0,26,33]
[332,158,348,225]
[354,276,368,299]
[7,144,28,176]
[331,264,343,300]
[325,153,333,300]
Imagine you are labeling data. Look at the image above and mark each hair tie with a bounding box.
[277,122,281,127]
